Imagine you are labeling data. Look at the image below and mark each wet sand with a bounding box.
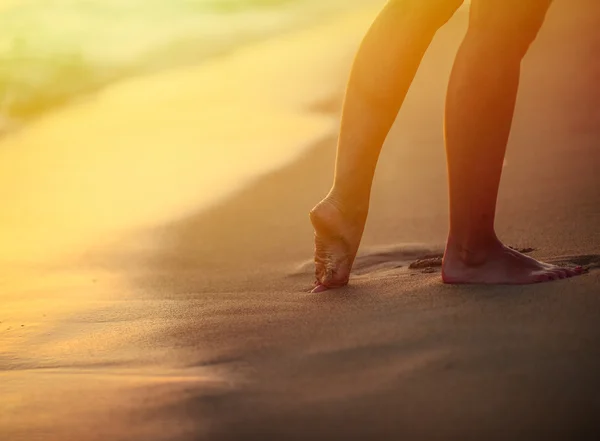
[1,2,600,440]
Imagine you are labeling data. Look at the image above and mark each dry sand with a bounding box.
[1,1,600,440]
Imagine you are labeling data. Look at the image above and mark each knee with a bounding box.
[468,3,551,60]
[385,0,464,30]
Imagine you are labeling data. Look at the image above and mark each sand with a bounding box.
[1,1,600,440]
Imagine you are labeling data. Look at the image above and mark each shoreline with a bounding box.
[0,6,379,269]
[0,1,378,141]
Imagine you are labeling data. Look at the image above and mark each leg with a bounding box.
[310,0,464,292]
[442,0,585,284]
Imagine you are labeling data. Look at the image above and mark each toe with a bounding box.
[534,273,552,283]
[564,267,579,277]
[311,283,329,293]
[535,271,560,283]
[552,268,568,279]
[560,266,586,278]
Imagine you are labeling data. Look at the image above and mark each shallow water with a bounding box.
[0,0,372,129]
[0,6,380,266]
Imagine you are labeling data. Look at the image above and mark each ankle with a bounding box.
[324,189,369,220]
[445,233,501,266]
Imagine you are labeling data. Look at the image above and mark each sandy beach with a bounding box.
[1,1,599,440]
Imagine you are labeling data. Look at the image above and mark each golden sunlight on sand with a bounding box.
[0,7,377,266]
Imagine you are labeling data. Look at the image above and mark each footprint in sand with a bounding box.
[292,246,598,288]
[408,246,536,271]
[544,254,600,272]
[291,244,444,281]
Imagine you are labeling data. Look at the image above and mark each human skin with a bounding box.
[310,0,584,292]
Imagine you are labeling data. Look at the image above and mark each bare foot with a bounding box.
[309,197,367,293]
[442,238,586,285]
